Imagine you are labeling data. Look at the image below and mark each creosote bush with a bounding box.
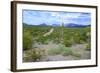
[48,44,81,58]
[85,43,91,51]
[48,44,73,56]
[23,30,33,50]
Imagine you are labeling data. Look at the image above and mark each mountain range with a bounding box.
[64,23,90,28]
[23,23,90,28]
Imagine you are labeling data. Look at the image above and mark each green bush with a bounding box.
[23,30,33,50]
[72,52,81,58]
[62,47,73,56]
[63,39,72,47]
[48,44,81,58]
[85,43,91,51]
[48,44,73,56]
[48,47,62,55]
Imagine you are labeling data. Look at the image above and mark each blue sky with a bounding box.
[23,10,91,25]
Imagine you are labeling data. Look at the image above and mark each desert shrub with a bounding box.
[23,30,33,50]
[85,43,91,51]
[37,37,48,44]
[59,44,73,56]
[48,44,63,55]
[48,44,81,58]
[48,47,62,55]
[80,35,87,43]
[24,49,45,62]
[72,52,81,58]
[62,47,73,56]
[48,44,73,56]
[63,39,72,47]
[62,46,81,58]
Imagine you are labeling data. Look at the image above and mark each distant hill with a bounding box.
[39,23,60,27]
[23,23,90,28]
[52,24,60,27]
[38,23,48,26]
[64,23,90,28]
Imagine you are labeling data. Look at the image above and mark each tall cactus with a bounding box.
[60,22,64,44]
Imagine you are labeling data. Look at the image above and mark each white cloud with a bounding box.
[51,12,60,17]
